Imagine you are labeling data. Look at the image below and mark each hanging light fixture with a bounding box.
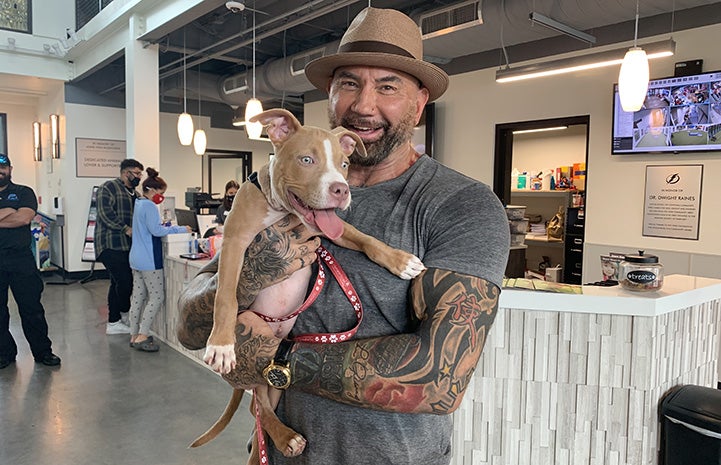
[618,1,649,112]
[32,121,42,162]
[245,2,264,139]
[50,114,60,159]
[177,28,194,146]
[193,65,207,155]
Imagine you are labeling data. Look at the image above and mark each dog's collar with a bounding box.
[248,171,261,191]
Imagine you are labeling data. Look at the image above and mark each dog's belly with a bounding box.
[247,266,313,338]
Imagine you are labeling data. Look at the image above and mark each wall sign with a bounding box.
[75,138,126,178]
[643,164,703,240]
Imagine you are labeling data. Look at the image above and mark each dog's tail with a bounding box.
[189,388,245,448]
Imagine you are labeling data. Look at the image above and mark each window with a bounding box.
[0,0,31,33]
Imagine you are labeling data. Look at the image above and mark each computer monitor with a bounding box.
[174,208,199,232]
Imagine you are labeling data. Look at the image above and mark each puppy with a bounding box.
[193,109,424,461]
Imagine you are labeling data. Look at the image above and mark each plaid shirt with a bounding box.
[94,177,139,257]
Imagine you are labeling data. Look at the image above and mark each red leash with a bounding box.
[252,245,363,463]
[252,245,363,342]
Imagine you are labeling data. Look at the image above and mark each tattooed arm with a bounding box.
[228,267,500,414]
[177,214,320,351]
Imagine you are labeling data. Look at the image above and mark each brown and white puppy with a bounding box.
[194,109,424,460]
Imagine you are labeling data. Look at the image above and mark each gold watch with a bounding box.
[263,339,294,389]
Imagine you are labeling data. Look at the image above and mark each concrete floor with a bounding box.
[0,277,253,465]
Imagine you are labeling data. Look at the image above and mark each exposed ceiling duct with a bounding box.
[219,42,338,104]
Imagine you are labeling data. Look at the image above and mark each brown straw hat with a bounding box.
[304,7,449,102]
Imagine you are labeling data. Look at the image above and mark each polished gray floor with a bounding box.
[0,277,253,465]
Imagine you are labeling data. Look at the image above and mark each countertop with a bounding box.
[499,274,721,316]
[165,250,721,318]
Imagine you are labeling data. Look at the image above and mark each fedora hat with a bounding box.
[304,7,449,102]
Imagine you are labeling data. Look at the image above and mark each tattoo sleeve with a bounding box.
[290,268,500,414]
[176,215,318,351]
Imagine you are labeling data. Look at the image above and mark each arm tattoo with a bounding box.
[176,216,307,350]
[222,319,277,389]
[291,268,500,414]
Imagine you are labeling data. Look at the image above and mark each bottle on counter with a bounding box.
[188,232,199,254]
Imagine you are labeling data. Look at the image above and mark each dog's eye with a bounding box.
[341,161,349,170]
[300,156,314,164]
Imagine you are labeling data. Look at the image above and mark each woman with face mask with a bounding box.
[210,179,240,236]
[127,167,190,352]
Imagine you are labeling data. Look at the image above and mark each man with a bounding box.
[178,8,509,464]
[95,158,144,334]
[0,153,61,368]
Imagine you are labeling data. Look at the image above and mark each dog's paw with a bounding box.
[284,434,307,457]
[202,344,236,374]
[398,255,425,280]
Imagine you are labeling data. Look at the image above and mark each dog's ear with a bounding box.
[249,109,301,147]
[332,128,367,158]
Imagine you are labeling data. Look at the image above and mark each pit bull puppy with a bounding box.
[193,108,424,461]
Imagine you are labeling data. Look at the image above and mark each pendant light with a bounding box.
[177,28,194,145]
[194,65,207,155]
[618,1,649,112]
[245,2,264,139]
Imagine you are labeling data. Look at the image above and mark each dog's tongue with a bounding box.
[311,209,343,240]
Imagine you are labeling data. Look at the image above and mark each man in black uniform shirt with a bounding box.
[0,153,60,369]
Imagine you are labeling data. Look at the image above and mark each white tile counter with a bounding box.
[155,253,210,366]
[452,274,721,465]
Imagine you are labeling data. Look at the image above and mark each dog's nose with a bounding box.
[329,182,349,202]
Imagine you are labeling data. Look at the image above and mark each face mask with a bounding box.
[151,193,165,205]
[226,195,235,204]
[129,175,141,188]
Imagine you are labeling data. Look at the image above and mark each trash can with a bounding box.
[660,384,721,465]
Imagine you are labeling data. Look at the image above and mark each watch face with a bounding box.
[266,366,291,389]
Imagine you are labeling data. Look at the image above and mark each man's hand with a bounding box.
[221,311,280,389]
[177,215,319,350]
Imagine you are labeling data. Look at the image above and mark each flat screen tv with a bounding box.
[611,70,721,154]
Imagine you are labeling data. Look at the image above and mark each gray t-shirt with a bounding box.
[272,155,509,465]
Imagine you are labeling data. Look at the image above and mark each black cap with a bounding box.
[0,154,10,167]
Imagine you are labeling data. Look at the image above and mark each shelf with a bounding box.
[525,235,564,247]
[511,190,579,197]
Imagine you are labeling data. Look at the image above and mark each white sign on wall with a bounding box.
[75,138,126,178]
[643,164,703,240]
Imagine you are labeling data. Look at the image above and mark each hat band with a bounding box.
[337,40,416,59]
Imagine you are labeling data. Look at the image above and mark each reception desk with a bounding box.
[452,275,721,465]
[157,249,721,465]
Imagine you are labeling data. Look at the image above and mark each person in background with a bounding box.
[0,153,61,369]
[128,168,190,352]
[95,158,144,335]
[208,180,239,236]
[177,7,509,465]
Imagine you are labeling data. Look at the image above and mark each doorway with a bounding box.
[493,115,590,284]
[203,149,252,195]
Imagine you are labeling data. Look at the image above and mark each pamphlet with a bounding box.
[502,278,582,294]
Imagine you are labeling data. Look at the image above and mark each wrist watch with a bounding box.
[263,339,295,389]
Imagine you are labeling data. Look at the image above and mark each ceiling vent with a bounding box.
[221,73,248,96]
[419,0,483,39]
[290,48,325,77]
[417,0,484,61]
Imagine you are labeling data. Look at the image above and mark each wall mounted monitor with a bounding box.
[612,70,721,154]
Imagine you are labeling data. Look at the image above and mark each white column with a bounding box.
[125,13,160,170]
